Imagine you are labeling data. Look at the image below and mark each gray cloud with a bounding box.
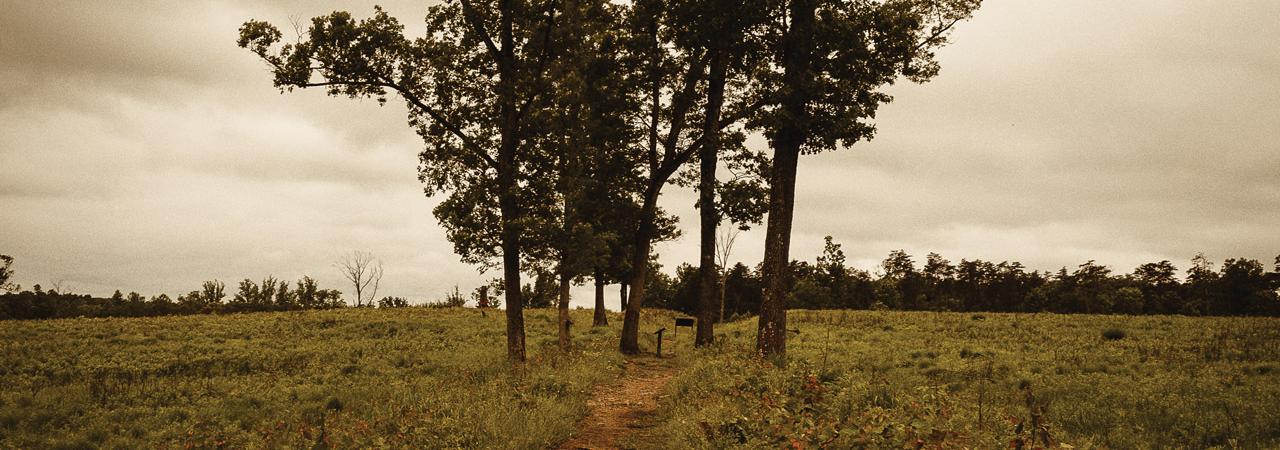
[2,1,1278,308]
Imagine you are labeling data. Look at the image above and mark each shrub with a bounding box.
[1102,328,1127,340]
[378,296,409,308]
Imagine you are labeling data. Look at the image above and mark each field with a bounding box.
[0,308,673,449]
[649,311,1280,449]
[2,309,1278,449]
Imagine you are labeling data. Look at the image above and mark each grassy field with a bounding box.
[647,311,1280,449]
[3,309,1278,449]
[0,307,677,449]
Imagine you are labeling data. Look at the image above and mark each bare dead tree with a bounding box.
[336,251,383,307]
[49,279,72,295]
[715,228,740,323]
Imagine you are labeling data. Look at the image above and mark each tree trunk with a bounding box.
[756,0,815,358]
[558,270,572,350]
[497,2,526,362]
[593,268,608,326]
[695,47,728,347]
[500,210,526,361]
[719,271,727,322]
[619,281,629,312]
[620,184,661,354]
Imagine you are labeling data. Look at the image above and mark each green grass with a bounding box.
[649,310,1280,449]
[6,308,1278,449]
[0,307,678,449]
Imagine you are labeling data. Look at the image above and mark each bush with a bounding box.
[378,296,410,308]
[1102,328,1127,340]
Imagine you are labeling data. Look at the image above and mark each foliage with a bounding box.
[473,278,503,309]
[646,310,1280,449]
[675,237,1280,318]
[377,296,409,308]
[0,254,18,293]
[433,285,468,309]
[239,0,570,361]
[1,276,342,321]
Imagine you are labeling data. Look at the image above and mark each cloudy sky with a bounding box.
[2,1,1277,308]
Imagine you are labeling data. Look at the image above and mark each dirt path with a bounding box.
[557,356,676,450]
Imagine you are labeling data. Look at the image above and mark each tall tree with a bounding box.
[753,0,981,356]
[547,0,633,348]
[676,0,771,347]
[1133,260,1178,314]
[615,0,767,354]
[239,1,563,361]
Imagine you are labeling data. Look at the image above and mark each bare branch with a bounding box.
[336,251,383,307]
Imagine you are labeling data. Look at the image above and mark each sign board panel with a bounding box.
[674,317,695,327]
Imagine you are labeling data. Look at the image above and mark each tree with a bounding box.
[240,1,563,362]
[1183,252,1218,315]
[295,276,342,309]
[585,187,680,326]
[179,280,226,313]
[922,252,957,310]
[535,0,632,350]
[754,0,981,356]
[378,296,410,308]
[1218,258,1274,316]
[722,262,764,318]
[673,0,771,348]
[439,285,468,307]
[473,279,502,309]
[0,255,17,293]
[336,251,383,307]
[714,228,741,322]
[615,0,767,354]
[1133,260,1178,314]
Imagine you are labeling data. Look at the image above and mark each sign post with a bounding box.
[654,328,666,358]
[672,318,695,355]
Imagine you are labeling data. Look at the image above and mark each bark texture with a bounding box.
[558,271,572,350]
[593,270,608,326]
[695,48,728,347]
[620,186,660,354]
[757,0,815,357]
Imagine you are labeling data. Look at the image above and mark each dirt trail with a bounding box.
[557,356,676,450]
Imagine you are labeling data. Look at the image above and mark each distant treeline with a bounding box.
[5,240,1279,321]
[649,238,1280,318]
[0,276,353,321]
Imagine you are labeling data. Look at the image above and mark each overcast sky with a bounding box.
[2,1,1278,308]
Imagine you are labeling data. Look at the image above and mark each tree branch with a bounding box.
[913,17,960,52]
[460,0,503,60]
[660,51,711,161]
[285,74,498,169]
[514,0,559,122]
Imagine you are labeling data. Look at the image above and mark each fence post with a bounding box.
[654,328,666,358]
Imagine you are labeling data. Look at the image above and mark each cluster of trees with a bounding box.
[238,0,981,360]
[0,276,346,321]
[649,238,1280,318]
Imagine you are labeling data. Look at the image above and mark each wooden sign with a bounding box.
[674,317,695,328]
